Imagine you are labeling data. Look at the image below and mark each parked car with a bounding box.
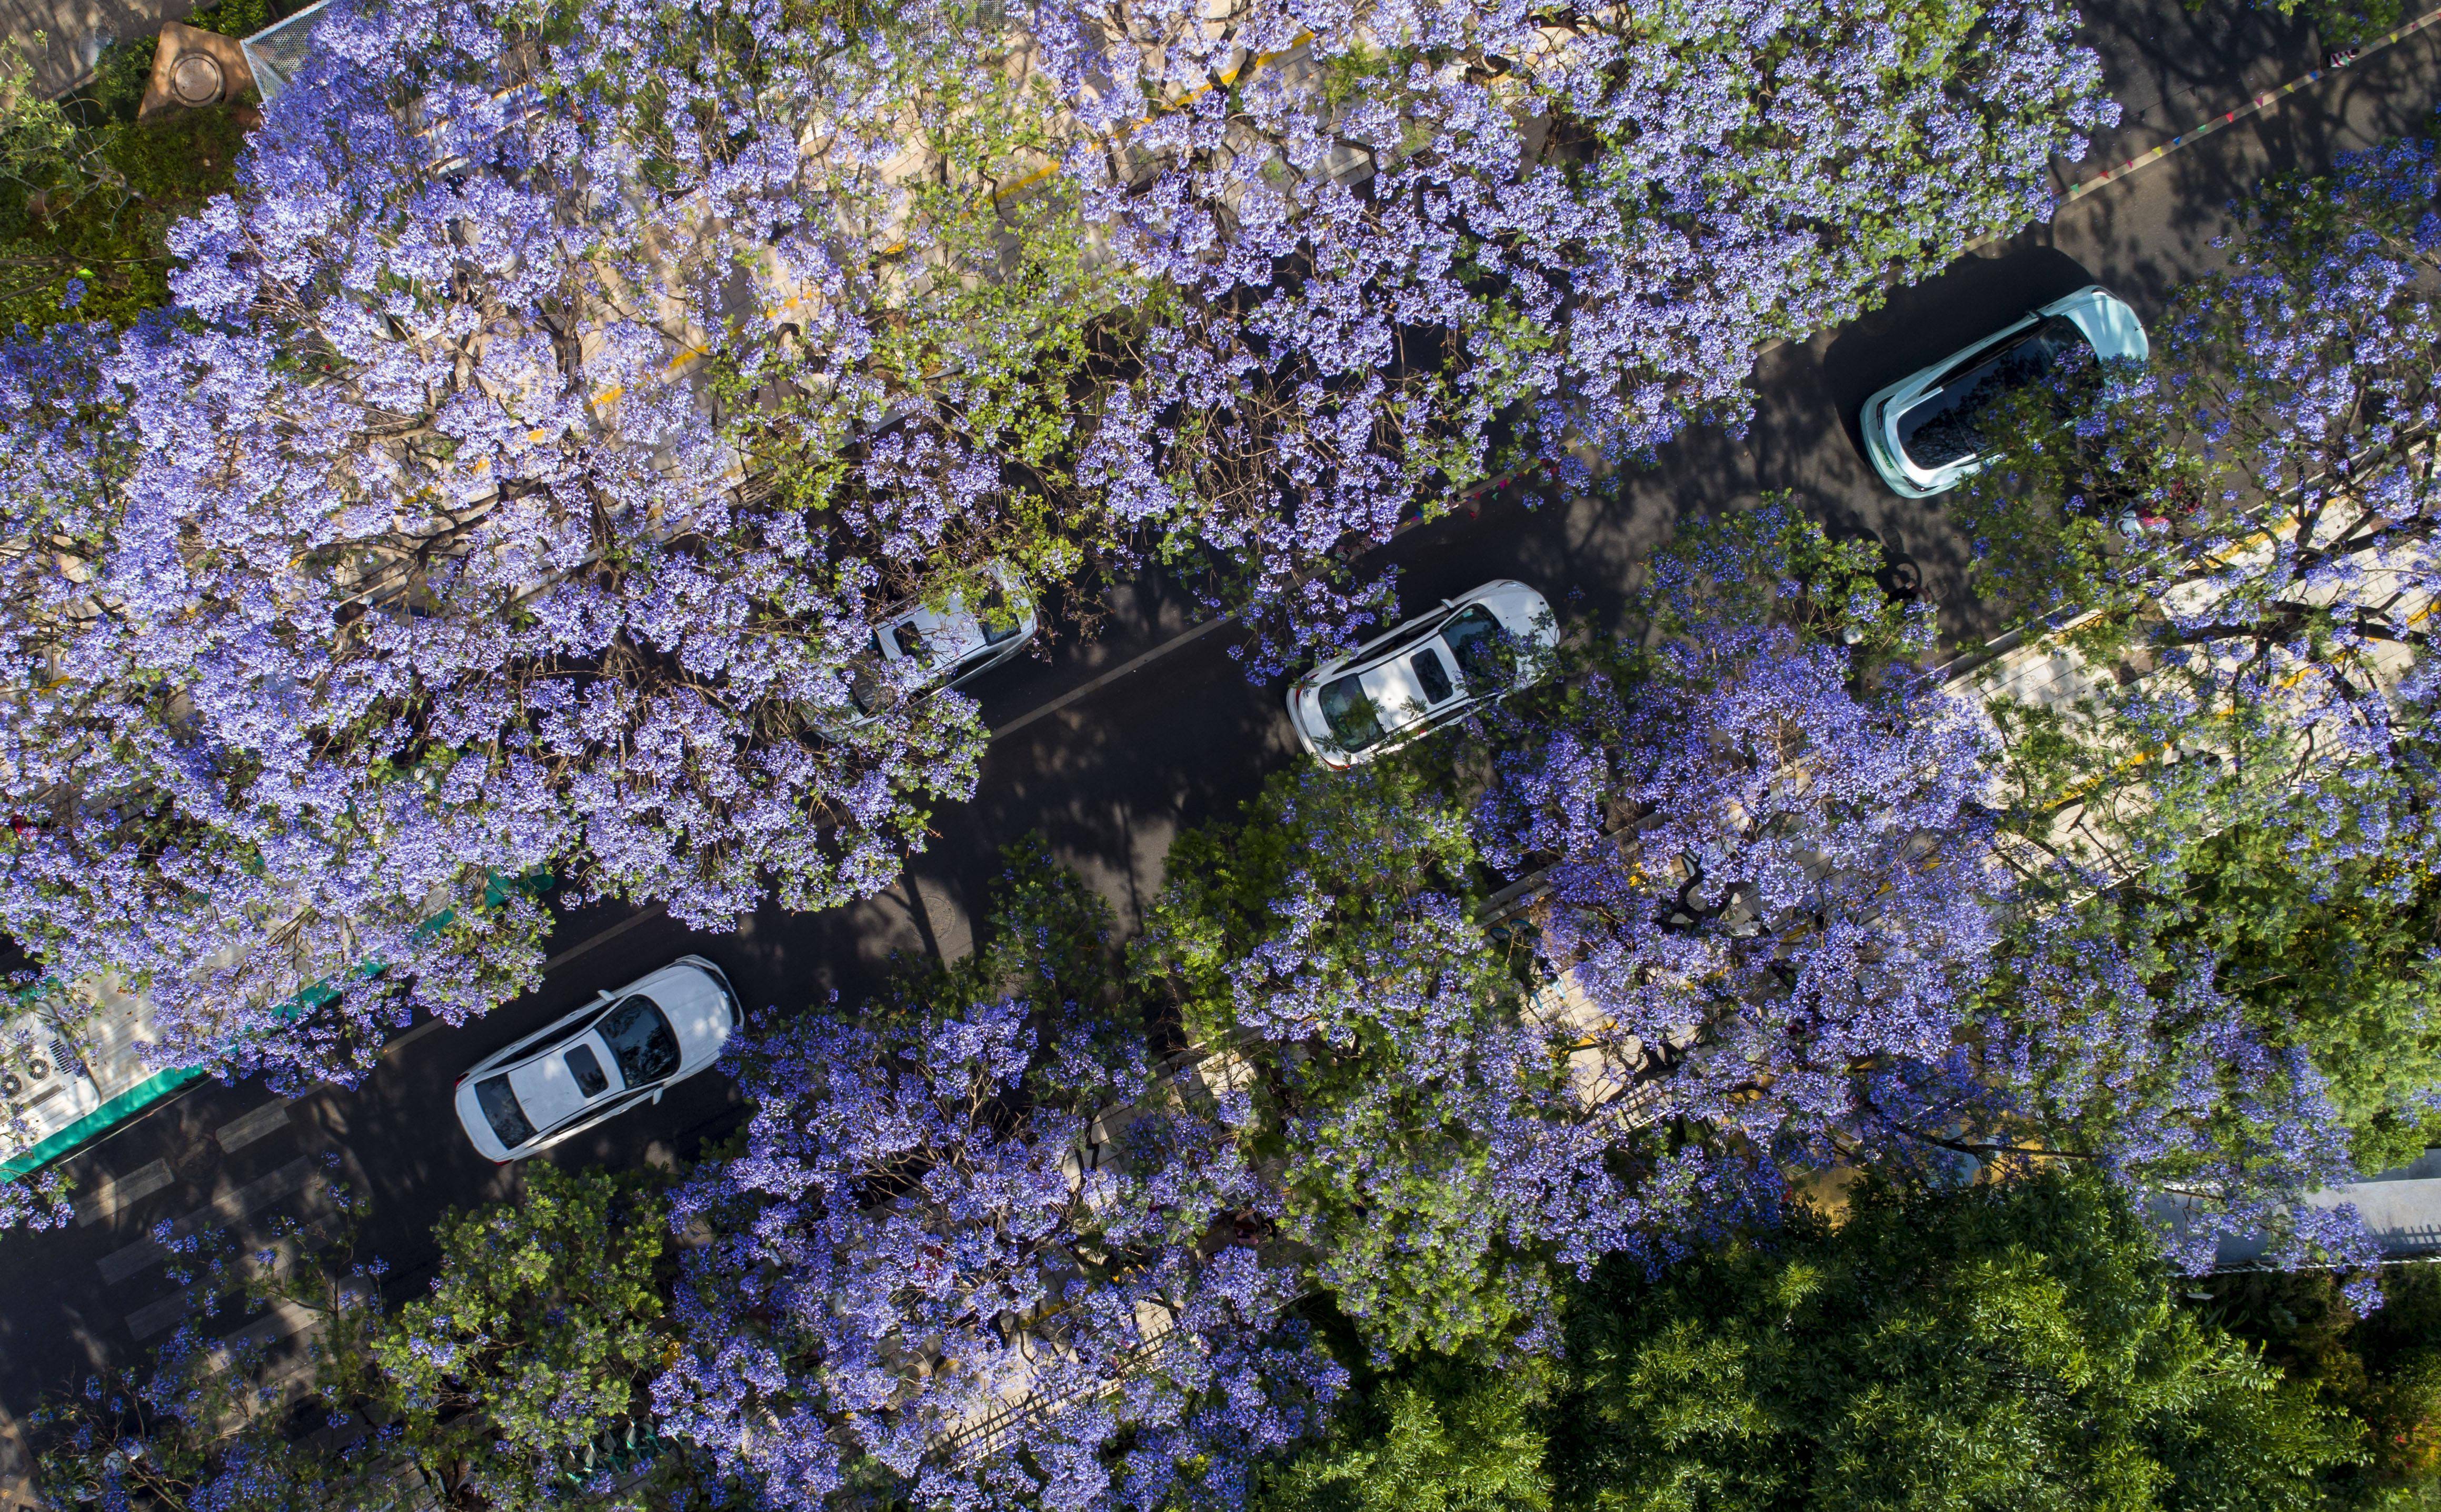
[452,955,739,1163]
[1861,284,2148,499]
[1287,580,1559,769]
[842,568,1038,723]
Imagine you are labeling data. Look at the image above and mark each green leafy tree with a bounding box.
[1552,1173,2359,1512]
[0,37,250,331]
[373,1165,669,1509]
[1135,763,1597,1354]
[1256,1352,1556,1512]
[2203,1264,2441,1509]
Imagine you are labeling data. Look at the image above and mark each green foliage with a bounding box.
[1256,1352,1556,1512]
[1552,1174,2359,1512]
[373,1164,670,1509]
[1252,1178,2363,1512]
[2226,0,2406,50]
[1135,763,1575,1355]
[1635,494,1936,669]
[1134,761,1483,1045]
[2139,826,2441,1173]
[0,32,249,333]
[2203,1264,2441,1508]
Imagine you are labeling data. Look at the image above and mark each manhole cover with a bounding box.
[170,52,225,107]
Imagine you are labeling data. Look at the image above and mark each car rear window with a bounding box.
[600,996,682,1085]
[1440,607,1515,698]
[475,1074,536,1149]
[847,638,893,718]
[1897,316,2088,470]
[1318,674,1386,751]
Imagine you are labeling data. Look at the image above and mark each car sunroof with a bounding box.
[565,1044,609,1097]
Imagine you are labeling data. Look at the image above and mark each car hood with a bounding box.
[2055,289,2147,363]
[453,1078,514,1162]
[654,976,732,1065]
[1471,584,1560,651]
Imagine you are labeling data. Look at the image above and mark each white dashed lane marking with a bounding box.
[211,1102,291,1155]
[71,1158,174,1227]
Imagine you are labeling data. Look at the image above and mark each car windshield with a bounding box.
[979,588,1025,647]
[599,995,682,1085]
[1897,316,2088,471]
[1318,674,1386,751]
[475,1074,536,1149]
[1411,646,1454,704]
[1439,606,1515,698]
[565,1044,609,1097]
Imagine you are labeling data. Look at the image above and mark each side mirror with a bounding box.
[651,1088,665,1105]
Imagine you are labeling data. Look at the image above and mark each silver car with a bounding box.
[1861,284,2148,499]
[452,955,739,1163]
[845,568,1038,723]
[1287,580,1559,770]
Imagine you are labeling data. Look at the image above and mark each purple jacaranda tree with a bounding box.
[0,0,2112,1113]
[1949,901,2385,1284]
[655,853,1342,1511]
[1138,763,1642,1356]
[1053,0,2115,670]
[1475,505,2387,1278]
[1473,610,2012,1265]
[1951,138,2441,888]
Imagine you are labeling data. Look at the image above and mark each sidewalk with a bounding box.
[2,0,191,98]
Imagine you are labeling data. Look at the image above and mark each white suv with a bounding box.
[1862,285,2148,499]
[1287,580,1559,769]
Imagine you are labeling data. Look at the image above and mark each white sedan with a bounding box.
[1287,580,1559,769]
[1861,284,2148,499]
[452,956,739,1163]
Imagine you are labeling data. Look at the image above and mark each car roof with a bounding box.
[1353,655,1435,731]
[874,600,988,669]
[502,1027,620,1133]
[472,959,713,1079]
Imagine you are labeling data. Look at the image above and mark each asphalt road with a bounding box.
[0,0,2432,1459]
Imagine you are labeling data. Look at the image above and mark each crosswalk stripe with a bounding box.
[71,1158,173,1228]
[95,1157,324,1286]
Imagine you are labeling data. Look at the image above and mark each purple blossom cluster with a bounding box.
[0,0,2111,1124]
[1474,616,2014,1264]
[1967,904,2383,1280]
[655,995,1342,1511]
